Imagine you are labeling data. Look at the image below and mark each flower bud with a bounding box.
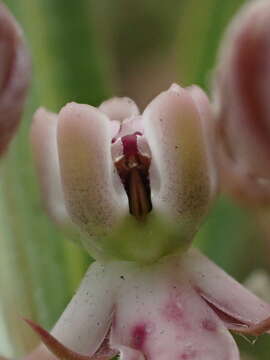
[0,4,30,155]
[213,0,270,206]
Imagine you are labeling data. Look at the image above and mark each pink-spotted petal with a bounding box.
[0,3,31,154]
[99,97,139,122]
[184,249,270,331]
[57,102,128,255]
[31,108,72,228]
[143,85,213,239]
[111,257,239,360]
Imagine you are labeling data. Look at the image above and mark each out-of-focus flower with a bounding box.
[213,0,270,207]
[31,84,217,263]
[24,249,270,360]
[0,3,30,155]
[25,85,270,360]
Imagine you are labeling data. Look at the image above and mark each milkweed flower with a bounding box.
[213,0,270,207]
[31,83,217,263]
[24,84,270,360]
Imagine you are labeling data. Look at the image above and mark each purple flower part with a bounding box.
[213,0,270,206]
[23,249,270,360]
[31,84,216,262]
[0,3,30,155]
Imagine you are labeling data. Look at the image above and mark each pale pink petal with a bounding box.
[143,85,213,241]
[99,97,139,122]
[51,261,121,355]
[57,102,128,255]
[184,249,270,329]
[31,108,72,229]
[25,261,130,360]
[111,257,239,360]
[0,3,31,154]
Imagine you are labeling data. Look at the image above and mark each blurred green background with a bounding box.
[0,0,270,359]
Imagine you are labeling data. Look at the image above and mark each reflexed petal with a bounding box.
[0,3,31,154]
[23,261,126,360]
[31,108,72,228]
[143,85,213,240]
[51,261,121,355]
[57,102,128,255]
[184,249,270,330]
[111,257,239,360]
[99,97,139,122]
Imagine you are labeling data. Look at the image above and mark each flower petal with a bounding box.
[143,85,214,245]
[31,108,72,229]
[57,102,129,256]
[50,261,121,355]
[111,257,239,360]
[0,3,31,154]
[23,261,127,360]
[184,249,270,330]
[99,97,139,122]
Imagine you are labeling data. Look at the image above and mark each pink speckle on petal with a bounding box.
[131,323,147,350]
